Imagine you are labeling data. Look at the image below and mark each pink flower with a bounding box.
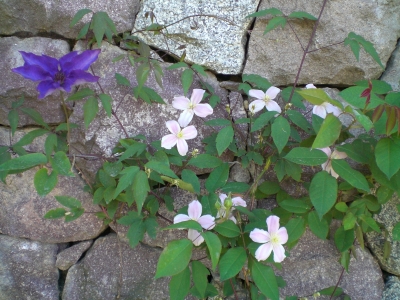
[319,147,347,179]
[306,84,341,119]
[161,120,197,156]
[248,87,281,114]
[216,193,247,223]
[172,89,213,127]
[174,200,215,246]
[249,215,288,263]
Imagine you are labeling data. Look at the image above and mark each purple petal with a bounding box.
[249,228,270,243]
[255,243,273,261]
[37,80,62,99]
[178,110,194,127]
[266,215,280,234]
[249,100,265,114]
[172,96,190,110]
[19,51,58,75]
[59,51,79,69]
[193,103,213,118]
[198,215,215,230]
[265,86,281,100]
[313,105,327,119]
[12,65,51,81]
[181,125,197,140]
[272,244,286,263]
[166,120,180,135]
[177,139,189,156]
[232,197,246,207]
[161,134,177,149]
[188,200,202,220]
[62,70,99,91]
[64,49,101,72]
[174,214,191,224]
[188,229,204,246]
[276,227,288,244]
[249,89,265,100]
[265,100,282,113]
[190,89,205,105]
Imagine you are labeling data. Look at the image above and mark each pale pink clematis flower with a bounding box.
[172,89,213,127]
[248,87,281,114]
[306,84,342,119]
[249,215,288,263]
[161,120,197,156]
[319,147,348,179]
[174,200,215,246]
[216,193,247,224]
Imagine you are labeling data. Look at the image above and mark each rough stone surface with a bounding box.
[229,163,251,183]
[0,166,106,243]
[383,276,400,300]
[278,228,384,300]
[62,233,170,300]
[0,37,70,127]
[380,39,400,91]
[229,91,249,150]
[0,127,49,153]
[0,234,59,300]
[56,240,93,271]
[69,42,230,181]
[366,194,400,275]
[133,0,260,74]
[244,0,400,86]
[0,0,140,39]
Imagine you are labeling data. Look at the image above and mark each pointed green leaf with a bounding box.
[181,68,194,95]
[34,168,58,197]
[375,138,400,180]
[99,94,112,117]
[44,208,67,219]
[169,266,191,300]
[55,196,81,209]
[284,147,328,166]
[308,211,329,239]
[0,153,47,171]
[20,107,50,129]
[70,8,92,27]
[205,163,229,192]
[264,16,287,34]
[214,220,240,238]
[182,169,200,194]
[219,247,247,281]
[83,96,98,128]
[251,111,276,132]
[127,219,145,248]
[13,129,49,147]
[136,63,150,90]
[66,88,95,101]
[216,126,234,156]
[331,159,370,192]
[334,226,354,252]
[286,217,305,244]
[188,154,222,169]
[201,232,222,271]
[312,114,341,148]
[191,261,209,299]
[113,166,140,198]
[310,171,338,219]
[251,260,279,300]
[50,151,74,176]
[272,116,290,153]
[8,109,19,136]
[132,170,150,213]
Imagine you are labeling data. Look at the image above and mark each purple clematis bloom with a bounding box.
[12,49,101,99]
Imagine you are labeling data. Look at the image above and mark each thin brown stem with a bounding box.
[60,91,70,152]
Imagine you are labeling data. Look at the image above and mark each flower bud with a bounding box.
[215,201,221,210]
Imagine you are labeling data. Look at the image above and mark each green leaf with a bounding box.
[243,74,272,90]
[113,166,140,198]
[201,194,218,217]
[99,169,116,187]
[272,116,290,153]
[155,239,193,279]
[91,11,117,46]
[182,169,200,194]
[308,211,329,239]
[336,139,372,164]
[392,222,400,241]
[201,232,222,271]
[284,147,328,166]
[13,129,49,147]
[169,266,191,300]
[44,134,57,161]
[132,170,150,213]
[286,110,312,133]
[0,153,47,172]
[312,114,341,148]
[190,261,209,299]
[8,109,19,136]
[205,118,231,126]
[219,247,247,281]
[345,32,384,69]
[258,181,281,195]
[50,151,74,176]
[115,73,130,86]
[339,86,384,109]
[181,68,194,95]
[310,171,338,219]
[216,126,234,156]
[188,154,222,169]
[214,220,240,238]
[83,96,98,128]
[65,207,84,223]
[66,88,95,101]
[297,89,342,109]
[246,8,283,18]
[127,219,145,248]
[55,195,81,209]
[288,11,317,20]
[117,141,147,162]
[355,80,392,94]
[375,138,400,180]
[145,161,177,178]
[77,23,90,40]
[264,16,287,34]
[251,260,279,300]
[70,8,92,27]
[192,64,208,77]
[251,111,276,132]
[334,226,354,252]
[343,212,356,230]
[163,220,203,232]
[98,94,112,117]
[55,123,79,132]
[352,108,374,132]
[376,185,394,204]
[360,215,380,232]
[167,62,188,70]
[20,107,50,130]
[34,168,58,197]
[44,208,67,219]
[205,163,229,192]
[220,182,250,194]
[133,86,165,104]
[286,217,306,244]
[319,286,344,297]
[11,96,25,109]
[136,63,150,90]
[331,160,370,192]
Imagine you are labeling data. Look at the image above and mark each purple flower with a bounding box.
[12,50,101,99]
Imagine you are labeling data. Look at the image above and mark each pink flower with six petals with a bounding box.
[161,120,197,156]
[172,89,213,127]
[249,215,288,263]
[174,200,215,246]
[248,87,281,114]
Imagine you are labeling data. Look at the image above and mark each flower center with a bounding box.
[176,131,184,139]
[263,95,271,104]
[270,233,280,245]
[54,71,65,84]
[188,102,195,110]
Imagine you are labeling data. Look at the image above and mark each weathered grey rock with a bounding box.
[383,276,400,300]
[133,0,260,74]
[0,127,48,153]
[244,0,400,86]
[0,37,70,127]
[366,194,400,275]
[380,39,400,91]
[69,42,230,181]
[230,91,249,150]
[278,228,384,299]
[0,0,140,39]
[56,240,93,270]
[0,167,106,243]
[0,234,59,300]
[62,234,170,300]
[229,163,251,183]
